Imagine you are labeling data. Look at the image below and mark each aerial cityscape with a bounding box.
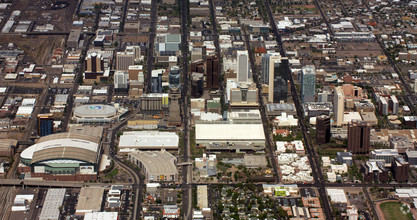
[0,0,417,219]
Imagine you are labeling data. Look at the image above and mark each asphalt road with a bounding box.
[179,0,193,218]
[262,0,333,219]
[145,0,158,93]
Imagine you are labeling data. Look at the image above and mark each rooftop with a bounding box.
[129,150,178,175]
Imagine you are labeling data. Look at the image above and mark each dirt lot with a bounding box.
[0,35,65,65]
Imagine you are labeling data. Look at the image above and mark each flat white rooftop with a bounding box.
[119,131,179,149]
[195,123,265,142]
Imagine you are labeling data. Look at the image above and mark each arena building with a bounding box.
[19,129,103,181]
[72,104,128,124]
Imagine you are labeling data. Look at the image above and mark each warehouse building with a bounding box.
[128,150,178,182]
[0,139,18,156]
[20,131,102,181]
[73,104,128,124]
[118,131,179,152]
[75,187,104,215]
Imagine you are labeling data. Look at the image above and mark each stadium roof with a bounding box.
[21,133,100,164]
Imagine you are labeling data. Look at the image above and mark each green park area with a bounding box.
[380,202,413,220]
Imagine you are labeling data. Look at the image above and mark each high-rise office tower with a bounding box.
[38,114,53,137]
[114,71,129,92]
[206,55,219,90]
[316,115,331,145]
[151,70,163,93]
[347,120,370,154]
[116,52,134,71]
[334,86,345,126]
[300,65,316,103]
[84,53,104,79]
[169,66,181,89]
[271,57,289,103]
[261,52,281,84]
[237,50,249,83]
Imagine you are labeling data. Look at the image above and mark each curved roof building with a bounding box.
[20,132,101,181]
[73,104,122,124]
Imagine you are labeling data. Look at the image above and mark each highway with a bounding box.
[179,0,193,218]
[145,0,158,93]
[262,0,333,219]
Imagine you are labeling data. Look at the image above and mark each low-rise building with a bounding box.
[119,131,179,152]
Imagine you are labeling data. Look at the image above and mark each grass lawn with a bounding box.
[380,202,413,220]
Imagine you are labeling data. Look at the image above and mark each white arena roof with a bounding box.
[195,123,265,141]
[21,138,98,160]
[74,104,117,118]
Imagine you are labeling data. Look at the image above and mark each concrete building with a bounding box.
[116,52,134,71]
[389,135,415,154]
[128,150,178,182]
[128,65,143,81]
[347,120,370,154]
[316,115,331,145]
[168,66,181,89]
[237,50,249,83]
[114,71,129,92]
[76,187,104,215]
[370,149,399,166]
[125,45,141,61]
[67,29,81,48]
[20,131,102,181]
[0,139,18,156]
[300,65,316,103]
[334,86,345,126]
[406,151,417,166]
[392,157,409,183]
[151,70,163,93]
[139,93,169,115]
[229,83,259,108]
[118,131,179,152]
[336,152,353,166]
[206,55,219,90]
